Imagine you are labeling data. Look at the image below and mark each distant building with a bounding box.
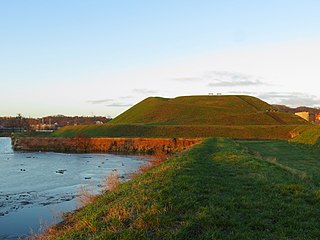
[295,112,316,122]
[30,123,58,132]
[316,114,320,124]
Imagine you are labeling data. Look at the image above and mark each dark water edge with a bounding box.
[0,200,74,240]
[0,137,148,239]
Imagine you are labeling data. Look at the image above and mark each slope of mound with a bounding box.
[110,95,307,125]
[290,125,320,145]
[51,95,309,139]
[51,124,302,140]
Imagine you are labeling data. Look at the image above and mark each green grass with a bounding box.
[110,95,306,125]
[9,95,307,140]
[50,95,308,140]
[51,124,305,140]
[290,125,320,145]
[238,139,320,184]
[43,138,320,239]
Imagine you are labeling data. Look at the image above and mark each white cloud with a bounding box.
[4,39,320,117]
[105,103,133,107]
[207,71,265,87]
[132,89,158,94]
[87,99,113,104]
[257,92,320,107]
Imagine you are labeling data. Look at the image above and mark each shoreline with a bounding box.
[12,137,202,154]
[0,137,151,239]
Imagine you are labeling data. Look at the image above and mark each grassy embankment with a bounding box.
[41,138,320,239]
[52,95,308,139]
[290,125,320,145]
[50,124,305,140]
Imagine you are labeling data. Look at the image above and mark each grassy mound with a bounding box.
[110,95,306,125]
[41,138,320,239]
[52,95,308,139]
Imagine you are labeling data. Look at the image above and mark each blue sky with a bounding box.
[1,1,320,117]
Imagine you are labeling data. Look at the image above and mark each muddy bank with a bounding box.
[12,137,201,153]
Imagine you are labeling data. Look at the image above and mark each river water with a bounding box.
[0,137,148,239]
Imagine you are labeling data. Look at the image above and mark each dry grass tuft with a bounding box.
[102,170,121,192]
[76,184,97,208]
[24,218,52,240]
[130,151,169,178]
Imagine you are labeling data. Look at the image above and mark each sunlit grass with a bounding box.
[38,138,320,239]
[290,125,320,145]
[51,95,308,140]
[51,124,306,140]
[110,95,306,125]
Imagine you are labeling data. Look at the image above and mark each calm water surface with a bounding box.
[0,137,148,239]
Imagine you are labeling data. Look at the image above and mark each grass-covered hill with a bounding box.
[52,95,308,139]
[110,95,306,125]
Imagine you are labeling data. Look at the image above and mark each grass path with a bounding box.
[42,138,320,239]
